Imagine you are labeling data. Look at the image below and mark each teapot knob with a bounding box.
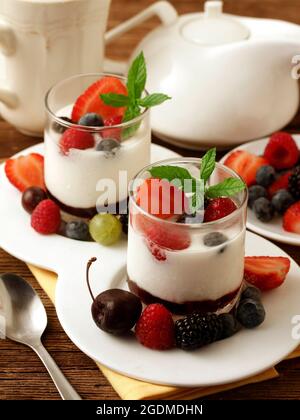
[204,1,223,18]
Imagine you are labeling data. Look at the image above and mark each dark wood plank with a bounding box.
[0,0,300,400]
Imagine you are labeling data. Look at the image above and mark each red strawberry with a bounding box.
[5,153,45,192]
[204,197,237,222]
[133,213,190,251]
[71,77,128,122]
[102,115,123,140]
[224,150,269,186]
[31,199,61,234]
[59,128,94,155]
[268,171,292,197]
[264,132,299,170]
[244,256,290,291]
[135,304,175,350]
[146,241,167,262]
[136,178,188,220]
[283,201,300,234]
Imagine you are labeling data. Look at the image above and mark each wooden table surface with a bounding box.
[1,0,300,400]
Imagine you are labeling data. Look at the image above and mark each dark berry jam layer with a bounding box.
[127,278,242,315]
[46,188,128,218]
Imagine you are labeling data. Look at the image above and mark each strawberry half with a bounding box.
[204,197,237,222]
[283,201,300,234]
[5,153,45,192]
[244,256,290,291]
[224,150,269,186]
[264,132,299,170]
[267,171,292,197]
[71,77,128,122]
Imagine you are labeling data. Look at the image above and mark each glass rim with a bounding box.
[44,72,150,132]
[129,157,248,228]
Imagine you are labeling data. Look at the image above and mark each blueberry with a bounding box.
[78,113,104,127]
[271,189,294,215]
[218,313,239,339]
[65,220,91,241]
[96,138,120,153]
[52,116,73,133]
[256,165,276,187]
[241,286,261,301]
[248,185,267,209]
[203,232,228,247]
[236,298,265,328]
[253,197,274,222]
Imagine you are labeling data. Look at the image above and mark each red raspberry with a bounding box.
[135,304,175,350]
[102,115,123,140]
[59,128,94,155]
[204,197,237,222]
[31,199,61,234]
[264,132,299,170]
[146,241,167,261]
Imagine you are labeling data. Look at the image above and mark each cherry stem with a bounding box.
[86,257,97,302]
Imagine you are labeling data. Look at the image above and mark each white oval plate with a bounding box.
[220,135,300,246]
[1,144,300,387]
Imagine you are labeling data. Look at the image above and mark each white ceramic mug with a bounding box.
[0,0,177,136]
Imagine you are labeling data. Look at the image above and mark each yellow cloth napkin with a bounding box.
[28,264,300,400]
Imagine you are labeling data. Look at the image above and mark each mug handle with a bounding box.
[104,1,178,74]
[0,20,18,108]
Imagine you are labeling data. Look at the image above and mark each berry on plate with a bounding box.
[136,178,187,219]
[65,220,90,241]
[288,166,300,200]
[236,298,265,329]
[271,189,294,215]
[59,128,95,155]
[283,201,300,234]
[31,199,61,234]
[224,150,269,186]
[264,132,299,170]
[241,286,261,301]
[89,214,122,246]
[255,165,275,187]
[244,256,290,291]
[71,76,127,122]
[268,171,292,197]
[22,186,47,214]
[248,185,267,208]
[135,303,175,350]
[5,153,45,192]
[252,197,274,222]
[204,197,237,222]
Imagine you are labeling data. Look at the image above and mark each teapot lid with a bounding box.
[181,1,250,45]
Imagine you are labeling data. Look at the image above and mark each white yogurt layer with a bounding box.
[44,105,151,209]
[127,225,245,303]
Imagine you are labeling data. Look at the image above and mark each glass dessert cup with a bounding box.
[44,73,151,218]
[127,158,248,315]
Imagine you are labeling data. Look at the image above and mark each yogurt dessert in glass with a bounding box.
[127,157,248,314]
[44,73,151,218]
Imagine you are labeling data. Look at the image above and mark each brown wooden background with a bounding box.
[0,0,300,400]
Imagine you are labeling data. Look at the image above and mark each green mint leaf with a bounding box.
[100,93,130,107]
[200,148,216,184]
[148,166,194,191]
[138,93,171,108]
[127,51,146,100]
[121,105,141,140]
[205,178,246,199]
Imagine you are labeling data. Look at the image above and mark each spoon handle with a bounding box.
[32,341,81,400]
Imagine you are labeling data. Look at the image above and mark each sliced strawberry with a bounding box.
[133,213,190,251]
[59,128,95,155]
[267,171,292,197]
[224,150,269,186]
[146,240,167,261]
[264,132,299,170]
[204,197,237,222]
[136,178,187,220]
[102,115,123,140]
[71,77,128,123]
[283,201,300,234]
[244,256,290,291]
[5,153,45,192]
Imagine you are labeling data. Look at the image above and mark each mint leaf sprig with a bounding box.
[148,148,246,213]
[100,52,171,123]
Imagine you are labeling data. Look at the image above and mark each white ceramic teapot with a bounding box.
[119,1,300,149]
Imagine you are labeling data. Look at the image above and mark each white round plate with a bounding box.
[220,135,300,247]
[0,144,300,387]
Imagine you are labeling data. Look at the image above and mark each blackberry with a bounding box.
[253,197,274,222]
[175,313,223,350]
[288,166,300,200]
[119,214,128,234]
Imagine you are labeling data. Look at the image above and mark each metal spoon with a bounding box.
[0,273,81,400]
